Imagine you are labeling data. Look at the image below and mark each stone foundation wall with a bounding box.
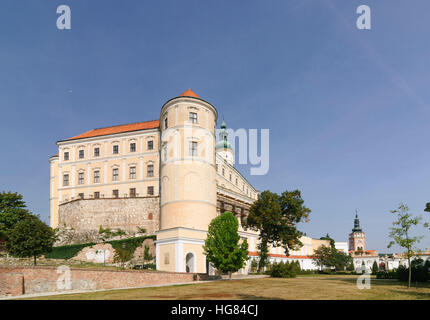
[0,266,210,297]
[58,197,160,234]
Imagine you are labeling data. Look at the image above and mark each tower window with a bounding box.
[189,112,197,123]
[78,172,84,185]
[130,143,136,152]
[189,141,197,156]
[94,147,100,157]
[63,174,69,186]
[147,164,154,177]
[129,166,136,179]
[94,170,100,183]
[164,117,168,129]
[63,152,69,161]
[147,140,154,150]
[113,145,119,154]
[112,168,119,181]
[79,150,84,159]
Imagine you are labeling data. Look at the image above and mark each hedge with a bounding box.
[45,235,156,260]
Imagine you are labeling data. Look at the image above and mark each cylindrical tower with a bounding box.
[156,89,218,273]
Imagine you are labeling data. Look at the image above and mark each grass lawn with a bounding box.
[23,275,430,300]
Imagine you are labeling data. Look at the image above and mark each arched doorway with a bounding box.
[186,253,195,273]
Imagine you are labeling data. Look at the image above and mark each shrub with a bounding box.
[397,264,429,283]
[270,261,297,278]
[45,242,96,260]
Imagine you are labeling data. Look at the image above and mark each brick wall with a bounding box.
[0,266,205,297]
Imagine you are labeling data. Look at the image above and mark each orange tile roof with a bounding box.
[179,88,200,99]
[64,120,160,141]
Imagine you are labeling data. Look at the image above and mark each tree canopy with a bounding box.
[0,191,33,238]
[246,190,311,270]
[203,211,249,279]
[6,215,56,265]
[312,245,352,271]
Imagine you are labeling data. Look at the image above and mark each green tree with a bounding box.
[320,233,335,248]
[6,215,56,265]
[203,211,249,280]
[388,203,423,288]
[424,203,430,230]
[347,260,355,272]
[246,190,310,272]
[313,245,352,271]
[372,260,379,275]
[0,191,32,238]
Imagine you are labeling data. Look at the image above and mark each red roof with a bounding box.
[64,120,160,141]
[179,89,200,99]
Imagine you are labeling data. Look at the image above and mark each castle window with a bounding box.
[94,170,100,183]
[130,143,136,152]
[147,140,154,150]
[112,189,119,198]
[147,186,154,195]
[79,150,84,159]
[222,168,225,176]
[63,174,69,186]
[229,173,232,181]
[94,192,100,199]
[189,141,197,156]
[147,164,154,177]
[189,112,197,124]
[129,166,136,179]
[112,168,119,181]
[113,145,119,154]
[64,152,69,161]
[94,147,100,157]
[164,117,168,129]
[235,178,238,185]
[78,172,84,185]
[129,188,136,198]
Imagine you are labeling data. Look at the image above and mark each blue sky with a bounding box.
[0,0,429,253]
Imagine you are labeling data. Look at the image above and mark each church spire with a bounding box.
[352,210,362,232]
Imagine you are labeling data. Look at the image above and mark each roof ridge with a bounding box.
[92,119,159,131]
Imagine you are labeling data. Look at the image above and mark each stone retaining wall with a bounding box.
[59,197,159,234]
[0,266,209,297]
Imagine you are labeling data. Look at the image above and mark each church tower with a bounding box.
[348,213,366,252]
[216,119,234,166]
[156,89,218,273]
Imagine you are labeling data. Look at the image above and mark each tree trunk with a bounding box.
[34,255,37,266]
[408,256,411,289]
[229,271,232,280]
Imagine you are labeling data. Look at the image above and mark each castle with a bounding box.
[49,89,260,273]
